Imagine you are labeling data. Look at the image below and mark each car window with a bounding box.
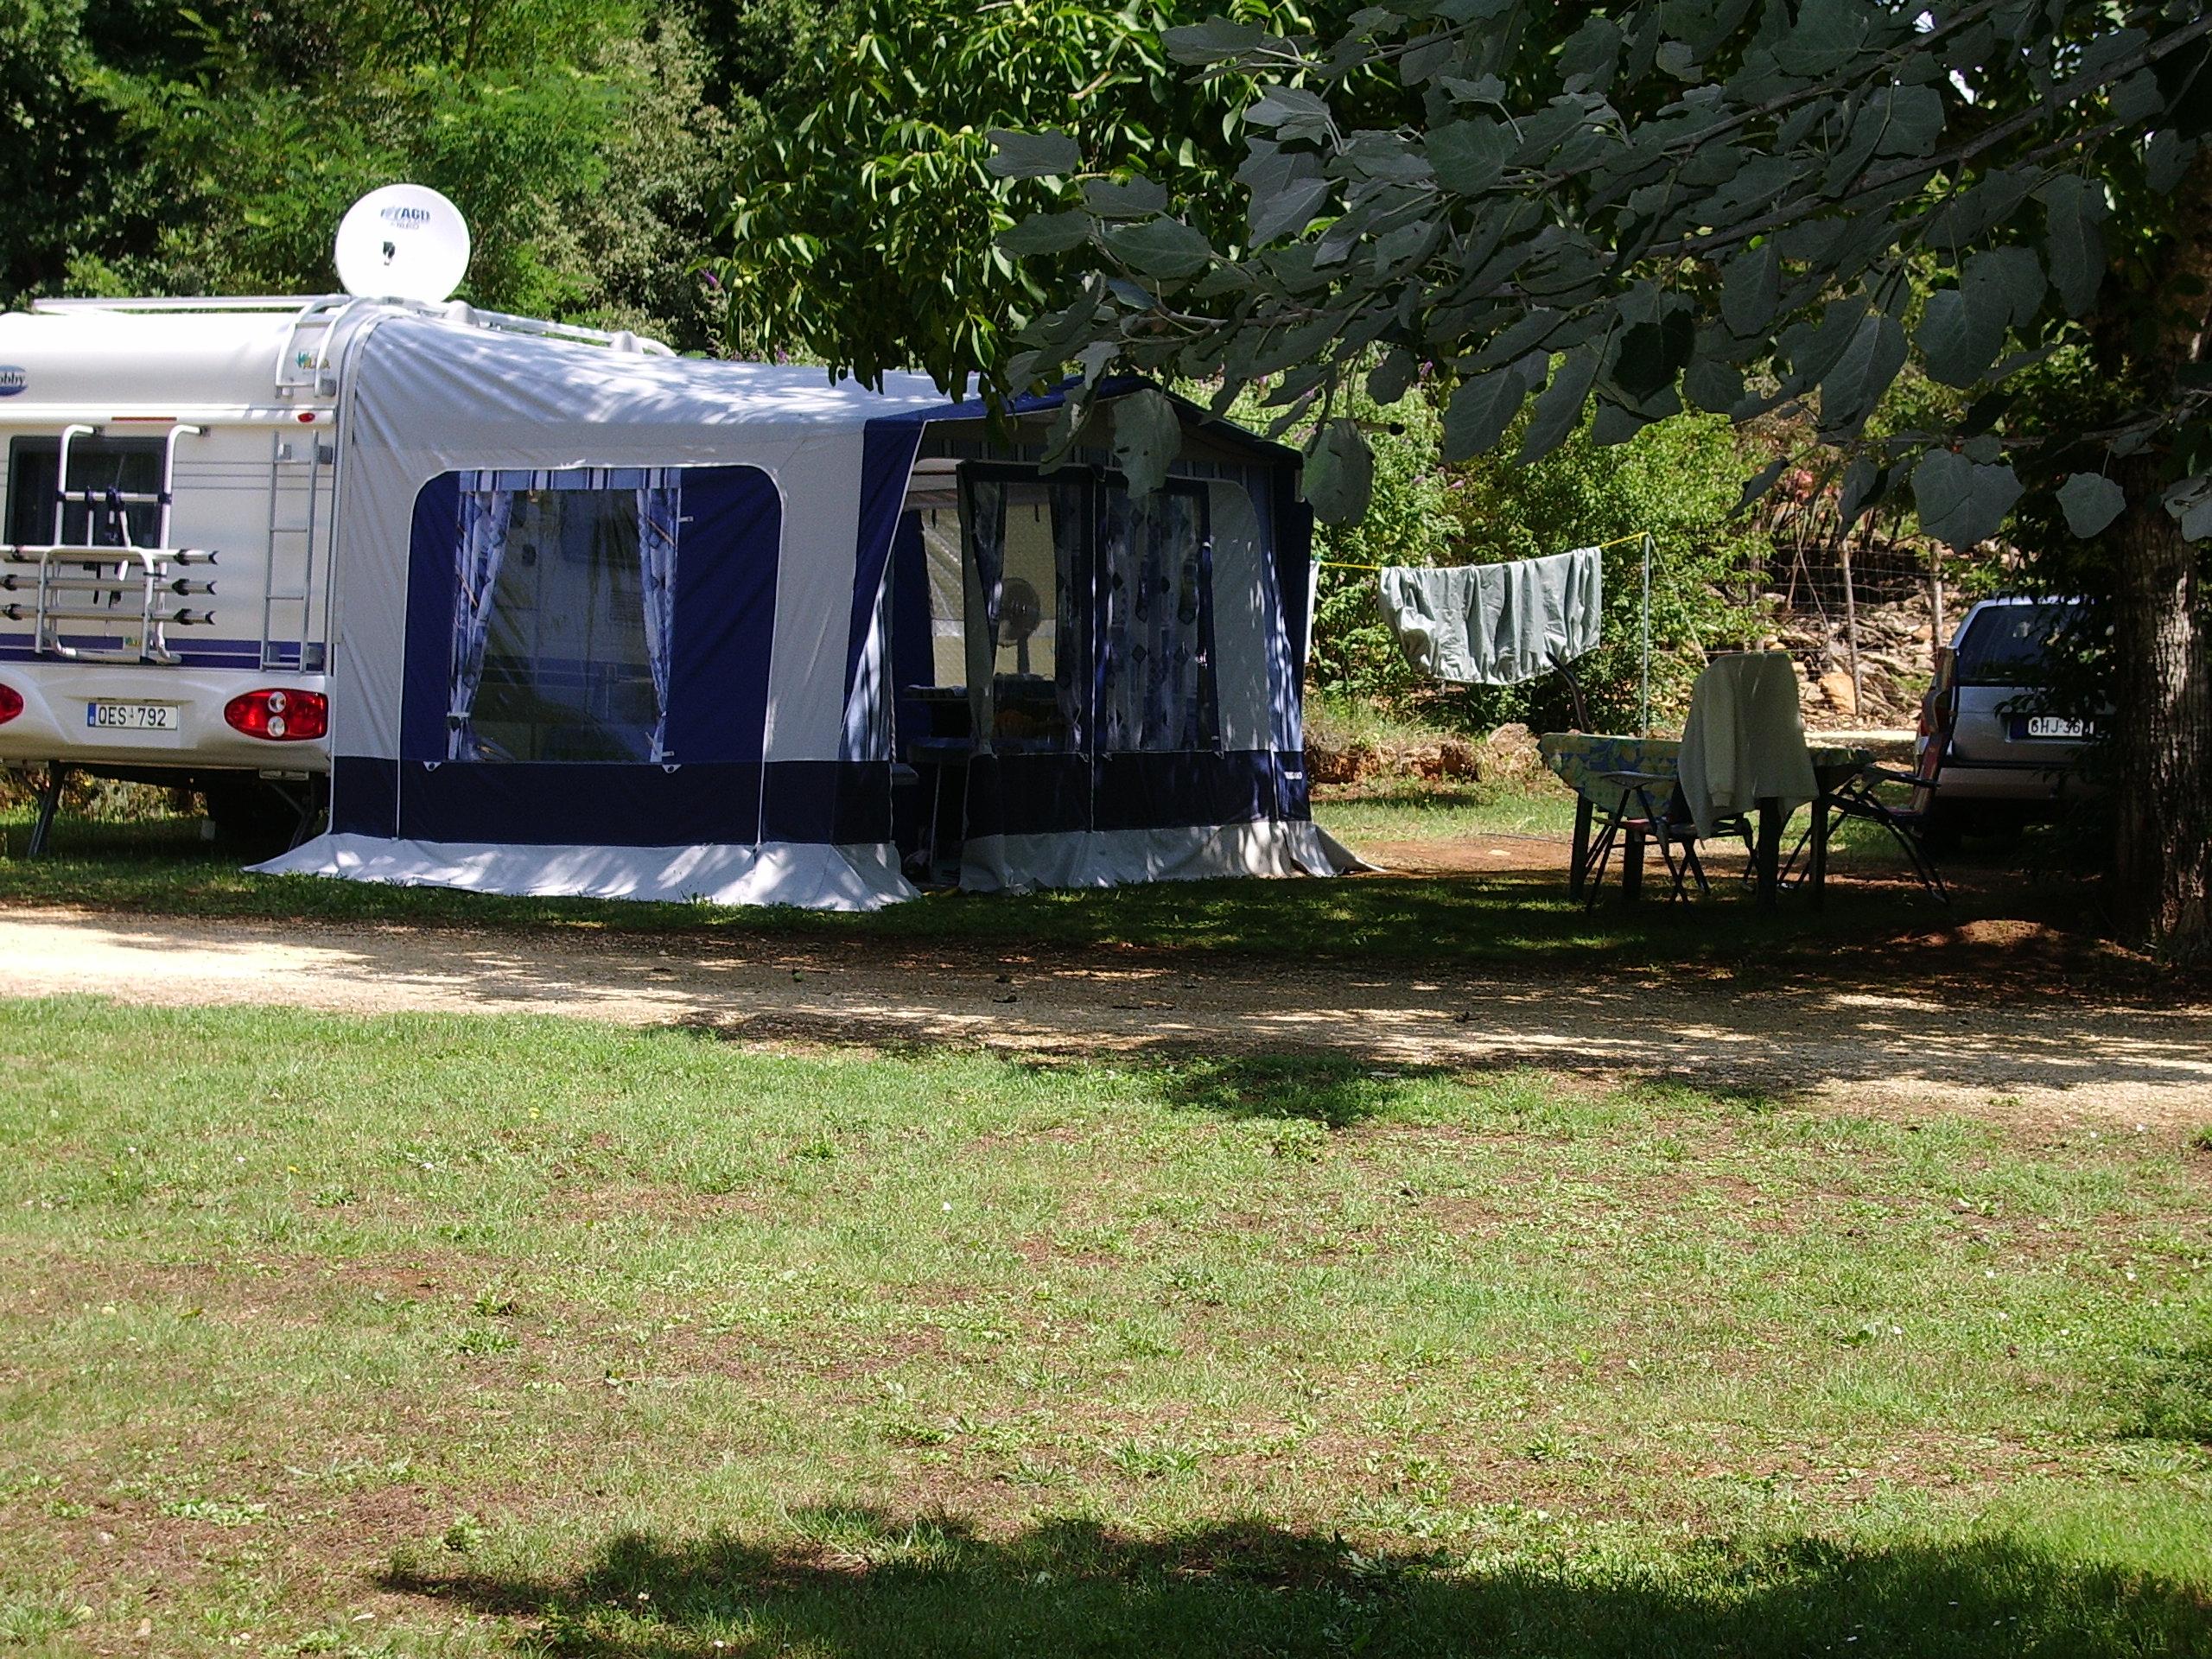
[1954,602,2083,683]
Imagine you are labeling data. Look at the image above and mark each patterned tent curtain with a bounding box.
[963,477,1007,753]
[1100,490,1209,753]
[637,476,681,762]
[1050,487,1089,754]
[447,480,513,760]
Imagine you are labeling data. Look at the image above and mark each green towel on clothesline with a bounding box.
[1376,547,1603,685]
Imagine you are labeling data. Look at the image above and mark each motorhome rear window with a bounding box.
[1955,601,2085,684]
[6,435,165,548]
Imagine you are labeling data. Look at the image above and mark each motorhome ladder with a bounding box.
[0,423,218,664]
[274,296,356,397]
[259,429,333,671]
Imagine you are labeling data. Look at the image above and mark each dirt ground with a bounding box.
[5,887,2209,1135]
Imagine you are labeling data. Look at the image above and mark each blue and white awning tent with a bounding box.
[259,315,1353,909]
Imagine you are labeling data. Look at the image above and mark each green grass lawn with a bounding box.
[1307,776,1586,843]
[3,1000,2209,1656]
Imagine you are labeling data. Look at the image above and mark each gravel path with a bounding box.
[6,904,2209,1134]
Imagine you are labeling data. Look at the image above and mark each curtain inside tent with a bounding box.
[1098,483,1214,754]
[637,477,681,760]
[447,482,512,760]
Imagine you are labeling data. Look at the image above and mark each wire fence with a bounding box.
[1744,480,1969,729]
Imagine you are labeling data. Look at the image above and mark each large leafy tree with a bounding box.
[11,0,730,346]
[709,0,1321,389]
[996,0,2212,957]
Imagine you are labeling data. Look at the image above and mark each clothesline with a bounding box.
[1312,530,1652,573]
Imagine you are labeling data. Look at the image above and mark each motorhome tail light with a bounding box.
[224,688,327,741]
[0,683,20,725]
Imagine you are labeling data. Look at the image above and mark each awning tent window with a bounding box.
[962,469,1090,755]
[447,469,678,765]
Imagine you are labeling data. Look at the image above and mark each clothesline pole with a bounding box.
[1639,531,1652,736]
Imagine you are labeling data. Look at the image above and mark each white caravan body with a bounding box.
[0,296,662,789]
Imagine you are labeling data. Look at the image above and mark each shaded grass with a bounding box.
[2,1000,2209,1655]
[0,792,2107,989]
[387,1521,2212,1658]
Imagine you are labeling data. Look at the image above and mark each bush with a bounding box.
[1287,387,1767,735]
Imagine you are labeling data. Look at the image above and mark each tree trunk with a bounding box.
[2108,476,2212,957]
[2101,155,2212,960]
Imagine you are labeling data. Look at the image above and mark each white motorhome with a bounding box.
[0,294,668,849]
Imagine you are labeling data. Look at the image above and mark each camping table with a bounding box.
[1538,734,1873,908]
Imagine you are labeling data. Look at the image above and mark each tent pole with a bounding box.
[1639,531,1651,736]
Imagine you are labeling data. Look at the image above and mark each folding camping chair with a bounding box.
[1783,762,1949,902]
[1580,766,1738,906]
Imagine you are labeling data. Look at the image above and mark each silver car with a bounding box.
[1916,596,2100,846]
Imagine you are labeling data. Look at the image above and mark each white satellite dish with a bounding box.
[334,184,471,304]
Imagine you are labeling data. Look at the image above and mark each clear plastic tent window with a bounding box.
[448,469,678,765]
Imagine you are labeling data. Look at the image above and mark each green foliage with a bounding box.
[709,0,1316,388]
[6,0,733,347]
[1006,3,2212,550]
[1249,381,1759,733]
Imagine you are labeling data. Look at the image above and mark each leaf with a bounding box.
[2163,478,2212,542]
[1720,243,1780,337]
[1517,343,1599,465]
[1732,458,1789,515]
[1912,448,2023,547]
[1251,176,1333,245]
[1916,289,1999,389]
[1427,118,1512,195]
[1611,308,1694,402]
[1239,142,1332,245]
[1917,248,2047,388]
[1592,399,1651,448]
[997,212,1091,257]
[1820,313,1905,437]
[1246,86,1332,131]
[2147,130,2200,196]
[1442,365,1529,461]
[987,130,1080,180]
[1163,20,1267,64]
[1110,388,1181,499]
[1682,356,1744,414]
[1559,15,1623,90]
[1838,457,1887,526]
[2040,175,2107,316]
[1367,348,1418,406]
[1303,418,1374,524]
[1103,217,1214,281]
[1771,296,1863,400]
[1875,83,1944,156]
[2056,472,2126,538]
[1083,177,1167,219]
[1773,0,1871,76]
[1973,246,2046,324]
